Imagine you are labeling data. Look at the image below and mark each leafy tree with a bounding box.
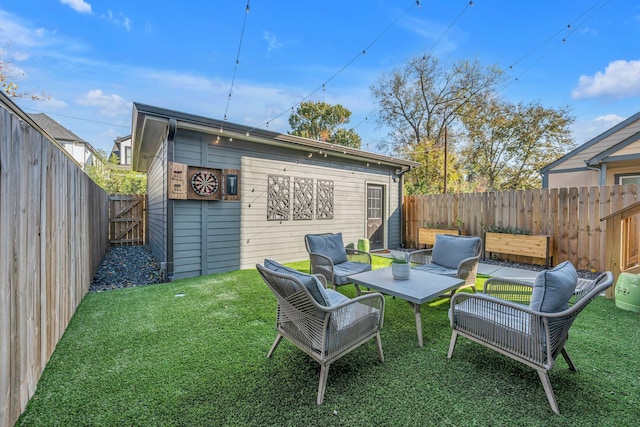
[1,49,48,100]
[86,153,147,195]
[371,55,504,194]
[288,101,362,149]
[460,99,575,190]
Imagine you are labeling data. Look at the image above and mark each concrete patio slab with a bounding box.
[479,264,539,282]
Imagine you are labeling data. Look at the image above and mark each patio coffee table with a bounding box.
[348,267,464,347]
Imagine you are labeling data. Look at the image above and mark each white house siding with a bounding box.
[169,130,401,279]
[547,169,599,188]
[614,138,640,157]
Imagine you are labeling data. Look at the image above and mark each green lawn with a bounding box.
[17,257,640,426]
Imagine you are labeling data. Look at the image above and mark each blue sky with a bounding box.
[1,0,639,155]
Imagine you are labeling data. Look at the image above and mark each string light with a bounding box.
[245,0,420,135]
[222,0,251,130]
[502,0,611,92]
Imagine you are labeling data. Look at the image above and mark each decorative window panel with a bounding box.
[316,180,334,219]
[267,175,290,221]
[293,178,314,220]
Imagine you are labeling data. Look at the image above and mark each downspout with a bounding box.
[396,166,413,249]
[166,118,177,281]
[584,160,605,186]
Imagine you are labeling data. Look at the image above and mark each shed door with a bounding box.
[367,184,384,250]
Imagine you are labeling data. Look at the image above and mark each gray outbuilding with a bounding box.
[132,103,419,280]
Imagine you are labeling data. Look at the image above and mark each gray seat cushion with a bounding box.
[530,261,577,313]
[450,297,537,350]
[264,259,330,306]
[431,235,481,269]
[325,288,350,306]
[412,263,458,277]
[333,261,372,285]
[306,233,349,265]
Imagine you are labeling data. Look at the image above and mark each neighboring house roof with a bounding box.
[28,113,104,163]
[28,113,86,143]
[132,102,421,172]
[584,129,640,166]
[110,134,131,158]
[540,110,640,174]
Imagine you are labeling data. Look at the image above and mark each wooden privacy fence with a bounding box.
[0,94,110,427]
[403,185,640,274]
[109,194,146,246]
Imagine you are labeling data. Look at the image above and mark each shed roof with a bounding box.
[132,102,421,172]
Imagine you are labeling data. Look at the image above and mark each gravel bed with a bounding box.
[90,246,164,292]
[479,258,601,280]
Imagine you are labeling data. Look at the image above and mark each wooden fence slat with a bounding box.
[403,185,639,276]
[1,99,110,427]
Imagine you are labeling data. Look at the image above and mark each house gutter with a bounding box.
[166,118,177,281]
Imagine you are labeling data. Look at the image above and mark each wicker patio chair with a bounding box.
[408,234,482,295]
[304,232,372,291]
[448,261,613,415]
[257,260,384,404]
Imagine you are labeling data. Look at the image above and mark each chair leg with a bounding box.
[537,370,561,415]
[375,332,384,363]
[317,363,330,405]
[447,331,458,359]
[561,347,577,371]
[267,333,283,358]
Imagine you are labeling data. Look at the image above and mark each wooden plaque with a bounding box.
[168,162,188,200]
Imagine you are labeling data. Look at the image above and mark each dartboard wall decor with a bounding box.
[191,170,219,196]
[187,167,222,200]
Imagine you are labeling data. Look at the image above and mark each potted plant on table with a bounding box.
[390,252,411,280]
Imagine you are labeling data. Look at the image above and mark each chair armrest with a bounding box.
[483,277,534,305]
[346,247,372,264]
[309,252,335,281]
[314,274,328,288]
[408,249,433,265]
[456,256,480,284]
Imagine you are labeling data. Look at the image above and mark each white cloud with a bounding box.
[263,31,283,53]
[595,114,624,126]
[103,10,132,31]
[40,97,68,109]
[77,89,130,117]
[399,15,459,55]
[60,0,92,14]
[571,114,626,145]
[0,11,50,47]
[572,59,640,100]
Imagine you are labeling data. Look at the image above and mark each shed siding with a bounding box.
[146,143,167,265]
[169,130,401,278]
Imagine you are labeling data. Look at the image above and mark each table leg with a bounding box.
[408,302,423,347]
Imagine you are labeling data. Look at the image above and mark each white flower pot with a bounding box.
[392,262,411,280]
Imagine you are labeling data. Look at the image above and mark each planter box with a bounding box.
[484,232,553,267]
[418,228,465,247]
